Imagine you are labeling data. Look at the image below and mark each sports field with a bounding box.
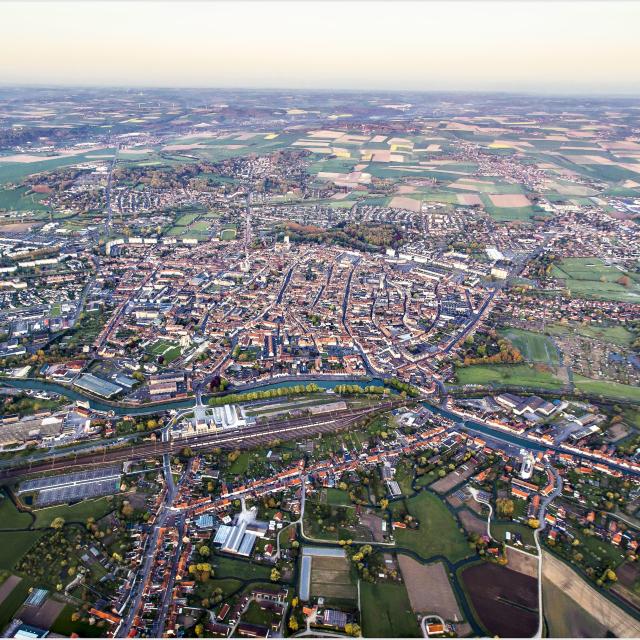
[220,227,237,240]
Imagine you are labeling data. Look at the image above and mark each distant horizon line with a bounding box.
[1,82,640,100]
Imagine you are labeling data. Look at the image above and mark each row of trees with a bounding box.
[207,383,321,406]
[383,377,421,398]
[334,384,387,395]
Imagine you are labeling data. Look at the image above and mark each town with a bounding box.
[0,85,639,638]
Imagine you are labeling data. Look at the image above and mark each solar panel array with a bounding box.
[20,467,121,493]
[36,478,120,506]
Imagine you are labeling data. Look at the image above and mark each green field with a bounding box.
[174,213,199,226]
[455,364,563,390]
[212,554,272,581]
[0,495,33,530]
[0,531,43,571]
[324,488,351,506]
[51,604,105,637]
[551,258,640,303]
[193,577,243,603]
[0,150,115,185]
[546,322,634,347]
[360,580,421,637]
[573,376,640,403]
[490,521,536,548]
[228,451,250,475]
[220,227,237,241]
[498,328,560,364]
[32,497,113,528]
[146,339,182,364]
[392,491,470,562]
[308,158,360,175]
[0,186,47,211]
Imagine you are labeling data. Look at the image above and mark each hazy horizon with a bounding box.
[2,0,640,95]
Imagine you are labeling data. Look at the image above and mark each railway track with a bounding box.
[0,402,395,482]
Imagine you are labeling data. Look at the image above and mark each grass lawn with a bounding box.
[193,577,243,603]
[325,488,351,506]
[212,554,272,581]
[455,364,563,390]
[0,531,43,571]
[490,521,536,548]
[51,604,105,637]
[394,463,416,496]
[242,600,276,627]
[393,491,470,562]
[32,497,114,528]
[573,376,640,403]
[146,339,182,363]
[0,495,33,529]
[498,328,560,365]
[578,531,627,568]
[360,580,421,637]
[228,452,250,475]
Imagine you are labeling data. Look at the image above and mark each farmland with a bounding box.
[398,556,463,620]
[551,258,640,303]
[360,580,421,638]
[460,562,538,637]
[309,555,356,601]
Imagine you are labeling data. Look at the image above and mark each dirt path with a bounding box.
[542,551,640,637]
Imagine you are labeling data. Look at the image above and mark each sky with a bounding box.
[1,1,639,94]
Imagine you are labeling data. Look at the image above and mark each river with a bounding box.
[0,376,385,416]
[2,374,544,452]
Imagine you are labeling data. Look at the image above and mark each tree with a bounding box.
[270,568,281,582]
[199,545,210,557]
[288,618,299,632]
[496,498,515,518]
[51,517,65,529]
[345,623,361,636]
[527,518,540,529]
